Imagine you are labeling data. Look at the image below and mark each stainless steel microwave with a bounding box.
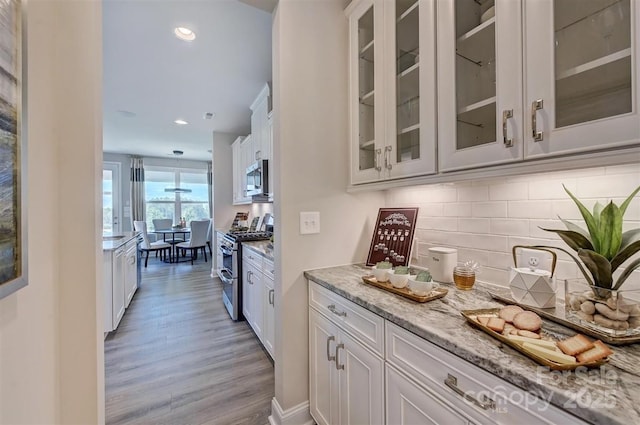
[246,159,269,197]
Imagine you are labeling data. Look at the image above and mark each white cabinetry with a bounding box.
[250,84,271,162]
[242,245,275,359]
[437,0,640,172]
[104,246,125,333]
[347,0,437,185]
[309,282,385,425]
[124,238,138,307]
[263,258,275,358]
[232,136,250,205]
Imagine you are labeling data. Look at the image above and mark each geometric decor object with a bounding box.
[509,267,557,308]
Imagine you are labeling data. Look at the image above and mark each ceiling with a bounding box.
[102,0,274,162]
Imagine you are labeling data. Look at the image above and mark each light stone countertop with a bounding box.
[304,264,640,425]
[241,240,274,262]
[102,232,139,251]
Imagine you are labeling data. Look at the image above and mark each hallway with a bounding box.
[105,259,274,425]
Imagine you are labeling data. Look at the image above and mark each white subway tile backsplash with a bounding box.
[458,218,490,234]
[458,185,489,202]
[489,182,528,201]
[385,165,639,290]
[490,218,529,236]
[473,202,507,218]
[443,202,472,217]
[508,201,552,219]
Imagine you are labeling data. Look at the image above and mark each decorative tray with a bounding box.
[488,289,640,346]
[361,275,448,303]
[461,308,610,370]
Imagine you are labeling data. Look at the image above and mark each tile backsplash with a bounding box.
[386,164,640,290]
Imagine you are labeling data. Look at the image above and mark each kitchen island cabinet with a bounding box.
[103,232,139,333]
[305,264,640,425]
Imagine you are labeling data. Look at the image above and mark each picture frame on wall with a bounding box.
[0,0,27,300]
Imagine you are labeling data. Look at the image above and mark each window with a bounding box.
[145,166,209,228]
[103,162,120,233]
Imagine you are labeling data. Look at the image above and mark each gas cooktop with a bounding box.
[226,231,272,242]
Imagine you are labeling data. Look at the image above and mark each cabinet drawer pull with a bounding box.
[335,343,345,370]
[444,373,495,411]
[374,148,382,172]
[247,270,253,284]
[327,304,347,317]
[269,289,274,305]
[502,109,513,147]
[326,336,336,362]
[531,99,543,142]
[384,145,393,170]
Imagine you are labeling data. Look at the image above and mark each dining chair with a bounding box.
[176,220,210,265]
[206,218,213,256]
[152,218,185,244]
[133,221,173,267]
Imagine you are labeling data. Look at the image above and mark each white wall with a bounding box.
[272,0,385,416]
[0,2,103,424]
[386,163,640,290]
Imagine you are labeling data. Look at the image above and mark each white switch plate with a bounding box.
[300,211,320,235]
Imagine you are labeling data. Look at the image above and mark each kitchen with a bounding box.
[2,1,640,425]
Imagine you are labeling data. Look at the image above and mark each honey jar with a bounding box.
[453,266,476,290]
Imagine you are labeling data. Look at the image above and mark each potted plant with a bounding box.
[538,185,640,335]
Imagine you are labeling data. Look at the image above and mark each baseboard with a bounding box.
[268,397,314,425]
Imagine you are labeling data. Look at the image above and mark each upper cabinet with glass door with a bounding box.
[437,0,524,172]
[348,0,437,185]
[525,0,640,158]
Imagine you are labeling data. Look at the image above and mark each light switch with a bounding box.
[300,211,320,235]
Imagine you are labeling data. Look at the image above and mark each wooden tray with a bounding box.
[461,308,610,370]
[362,275,448,303]
[488,289,640,346]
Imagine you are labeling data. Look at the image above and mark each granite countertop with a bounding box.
[102,232,139,251]
[304,264,640,425]
[241,240,274,262]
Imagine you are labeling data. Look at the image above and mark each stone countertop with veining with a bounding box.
[241,240,274,262]
[304,264,640,425]
[102,232,139,251]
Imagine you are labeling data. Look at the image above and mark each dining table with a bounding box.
[152,228,190,261]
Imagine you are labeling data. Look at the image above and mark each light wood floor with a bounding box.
[105,257,274,425]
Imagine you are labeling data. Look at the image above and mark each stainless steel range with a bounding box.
[218,230,272,321]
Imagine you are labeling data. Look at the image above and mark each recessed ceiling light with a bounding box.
[174,27,196,41]
[174,119,188,125]
[203,112,215,120]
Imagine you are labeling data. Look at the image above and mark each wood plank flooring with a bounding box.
[105,258,274,425]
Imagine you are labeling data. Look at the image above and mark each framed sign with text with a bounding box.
[366,208,419,267]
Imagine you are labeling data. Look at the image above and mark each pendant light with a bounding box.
[164,150,192,193]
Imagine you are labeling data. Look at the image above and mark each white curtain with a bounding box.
[130,157,145,227]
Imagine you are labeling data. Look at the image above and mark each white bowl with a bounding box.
[371,266,391,282]
[408,278,434,296]
[389,271,416,289]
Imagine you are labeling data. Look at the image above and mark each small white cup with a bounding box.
[371,266,391,283]
[408,278,434,296]
[389,271,416,289]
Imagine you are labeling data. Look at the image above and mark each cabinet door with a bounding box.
[250,263,264,340]
[437,0,524,171]
[124,243,137,307]
[338,330,385,425]
[309,309,340,425]
[263,275,275,358]
[231,138,244,205]
[386,365,469,425]
[112,248,126,329]
[242,260,252,323]
[103,252,114,332]
[238,136,252,204]
[525,0,640,159]
[349,0,386,184]
[384,0,437,179]
[267,113,274,199]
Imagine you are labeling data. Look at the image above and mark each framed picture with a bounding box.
[0,0,27,300]
[366,208,419,267]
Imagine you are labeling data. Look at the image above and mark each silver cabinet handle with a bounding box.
[384,145,393,170]
[445,373,495,411]
[327,304,347,317]
[531,99,543,142]
[502,109,513,147]
[268,289,274,305]
[247,270,253,284]
[326,336,336,362]
[335,343,345,370]
[374,148,382,172]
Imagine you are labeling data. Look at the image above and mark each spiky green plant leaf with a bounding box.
[578,249,612,289]
[620,185,640,216]
[611,239,640,272]
[539,227,593,252]
[592,201,604,229]
[613,257,640,290]
[597,202,622,260]
[563,185,600,252]
[533,245,594,286]
[560,217,592,244]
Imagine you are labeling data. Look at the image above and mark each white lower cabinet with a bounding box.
[309,308,384,425]
[243,246,274,360]
[263,258,275,358]
[104,246,125,333]
[124,239,138,307]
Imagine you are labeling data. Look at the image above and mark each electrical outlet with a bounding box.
[300,211,320,235]
[515,247,553,274]
[528,256,539,268]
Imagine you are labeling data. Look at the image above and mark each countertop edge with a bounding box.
[303,268,632,425]
[102,232,139,251]
[241,241,274,262]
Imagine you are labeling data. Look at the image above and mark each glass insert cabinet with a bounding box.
[348,0,437,185]
[348,0,640,182]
